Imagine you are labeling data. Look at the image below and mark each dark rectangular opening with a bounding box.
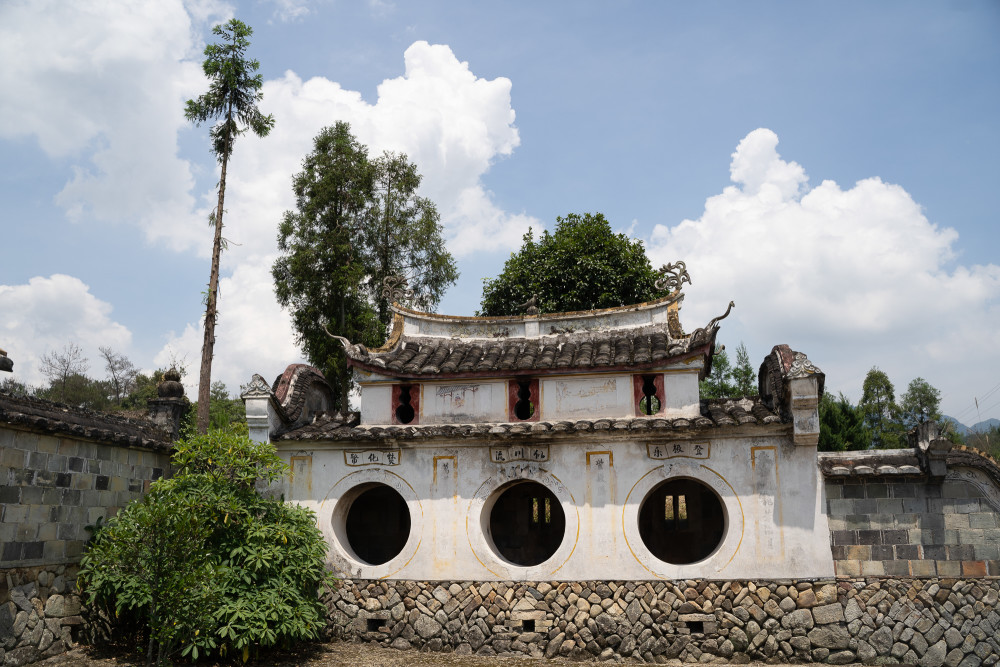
[366,618,383,632]
[687,620,704,634]
[522,619,535,632]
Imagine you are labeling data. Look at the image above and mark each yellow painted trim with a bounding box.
[370,313,404,353]
[586,451,614,466]
[700,464,745,574]
[620,463,744,578]
[545,469,580,578]
[321,468,423,580]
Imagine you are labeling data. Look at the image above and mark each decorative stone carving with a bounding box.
[240,373,273,399]
[655,261,692,293]
[322,324,370,361]
[787,352,822,379]
[148,368,189,440]
[516,294,540,316]
[382,275,414,305]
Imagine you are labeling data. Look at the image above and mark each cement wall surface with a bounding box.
[324,577,999,665]
[358,370,702,426]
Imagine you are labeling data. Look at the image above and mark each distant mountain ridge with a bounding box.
[942,416,1000,436]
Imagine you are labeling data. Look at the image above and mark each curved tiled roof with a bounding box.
[347,326,718,379]
[339,294,737,381]
[819,445,1000,488]
[276,397,782,442]
[0,391,172,451]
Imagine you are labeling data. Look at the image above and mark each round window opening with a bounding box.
[345,484,411,565]
[638,478,725,565]
[488,481,565,567]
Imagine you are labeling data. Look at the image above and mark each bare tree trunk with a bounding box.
[197,131,231,434]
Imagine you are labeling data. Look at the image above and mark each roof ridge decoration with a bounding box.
[655,261,692,293]
[382,274,414,305]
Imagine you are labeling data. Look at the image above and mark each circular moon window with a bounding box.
[638,478,725,565]
[345,484,411,565]
[488,481,565,566]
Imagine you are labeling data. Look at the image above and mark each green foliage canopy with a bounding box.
[699,342,757,399]
[900,376,942,428]
[273,122,457,410]
[79,425,333,666]
[819,392,870,451]
[860,367,905,449]
[479,213,664,316]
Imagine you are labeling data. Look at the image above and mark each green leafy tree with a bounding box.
[700,347,739,399]
[273,122,378,410]
[819,392,870,451]
[732,342,758,396]
[273,123,457,410]
[36,373,113,411]
[966,424,1000,459]
[479,213,665,316]
[186,19,275,434]
[860,367,904,449]
[0,376,32,396]
[899,377,942,429]
[79,425,334,666]
[205,381,247,431]
[360,151,458,330]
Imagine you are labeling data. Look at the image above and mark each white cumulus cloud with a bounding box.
[154,255,307,396]
[213,40,535,262]
[647,128,1000,416]
[0,0,232,252]
[158,40,538,388]
[0,275,133,388]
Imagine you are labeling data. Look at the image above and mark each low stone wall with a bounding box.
[324,578,1000,665]
[0,564,82,666]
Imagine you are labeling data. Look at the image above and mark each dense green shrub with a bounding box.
[79,424,334,665]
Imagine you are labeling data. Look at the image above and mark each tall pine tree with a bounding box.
[185,19,274,433]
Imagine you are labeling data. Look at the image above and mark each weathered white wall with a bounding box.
[357,369,703,425]
[275,432,834,581]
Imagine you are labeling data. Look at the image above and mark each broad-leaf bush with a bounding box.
[79,424,334,665]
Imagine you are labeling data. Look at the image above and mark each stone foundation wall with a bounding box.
[0,564,82,666]
[825,477,1000,578]
[325,578,1000,665]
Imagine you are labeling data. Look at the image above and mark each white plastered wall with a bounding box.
[275,431,834,581]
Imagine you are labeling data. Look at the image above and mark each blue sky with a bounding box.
[1,0,998,425]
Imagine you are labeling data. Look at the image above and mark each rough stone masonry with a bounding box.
[324,578,999,666]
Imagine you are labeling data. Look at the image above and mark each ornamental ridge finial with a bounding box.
[655,261,692,293]
[382,275,414,305]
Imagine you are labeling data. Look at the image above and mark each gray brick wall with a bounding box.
[825,477,1000,577]
[0,426,170,567]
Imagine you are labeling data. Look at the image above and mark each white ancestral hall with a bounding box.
[243,284,834,582]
